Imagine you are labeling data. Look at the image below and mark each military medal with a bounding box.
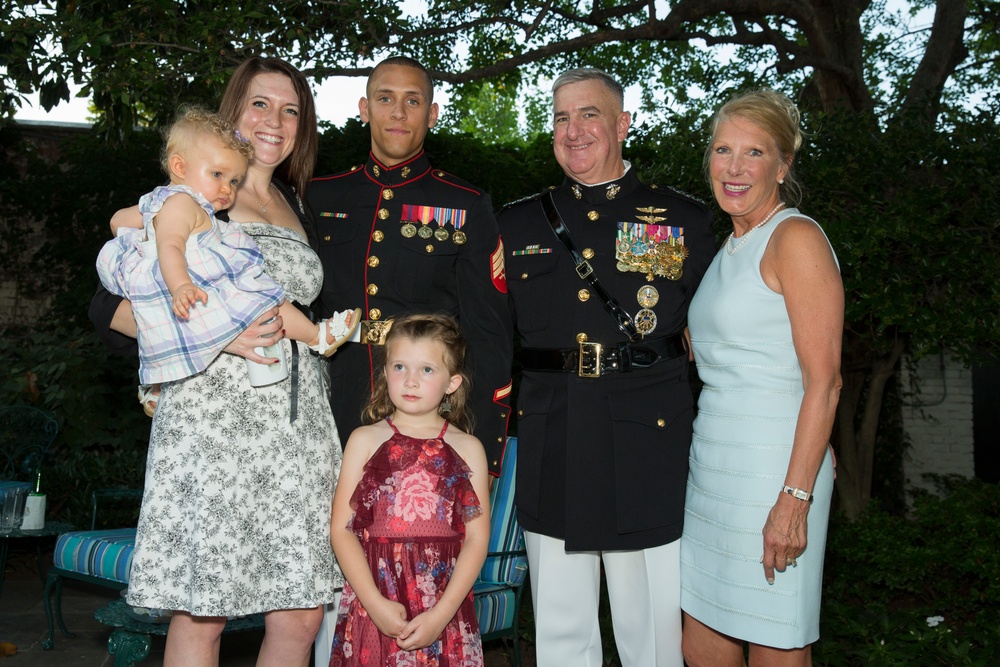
[452,213,466,245]
[615,221,688,280]
[401,223,417,238]
[434,224,450,241]
[637,285,659,308]
[418,222,434,239]
[453,231,467,245]
[634,308,657,335]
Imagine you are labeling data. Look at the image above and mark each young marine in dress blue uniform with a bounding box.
[305,57,513,476]
[499,68,715,667]
[305,56,513,667]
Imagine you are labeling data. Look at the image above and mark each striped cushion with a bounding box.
[473,582,518,635]
[0,481,32,491]
[478,437,527,587]
[52,528,137,584]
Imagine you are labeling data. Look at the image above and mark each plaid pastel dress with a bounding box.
[96,185,285,384]
[331,419,485,666]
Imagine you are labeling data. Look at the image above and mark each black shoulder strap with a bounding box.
[540,192,639,341]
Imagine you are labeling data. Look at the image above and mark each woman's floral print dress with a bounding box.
[331,419,484,666]
[126,221,343,616]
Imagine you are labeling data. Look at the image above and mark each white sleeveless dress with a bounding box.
[680,208,836,648]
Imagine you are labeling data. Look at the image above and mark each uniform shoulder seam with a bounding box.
[429,169,486,197]
[644,182,709,207]
[499,187,551,212]
[311,165,364,183]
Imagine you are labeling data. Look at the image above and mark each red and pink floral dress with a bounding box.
[330,418,485,666]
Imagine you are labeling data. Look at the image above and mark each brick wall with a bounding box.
[901,352,975,495]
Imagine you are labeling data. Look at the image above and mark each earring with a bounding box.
[441,394,452,412]
[779,178,785,184]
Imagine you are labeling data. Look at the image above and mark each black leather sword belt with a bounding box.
[520,332,686,378]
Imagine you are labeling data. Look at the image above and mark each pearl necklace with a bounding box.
[726,201,785,256]
[245,183,275,214]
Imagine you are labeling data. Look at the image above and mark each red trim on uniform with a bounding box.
[491,238,507,294]
[494,381,512,402]
[363,166,431,188]
[431,171,485,196]
[310,168,358,183]
[490,380,513,477]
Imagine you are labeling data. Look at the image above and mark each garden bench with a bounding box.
[42,488,263,666]
[473,436,528,666]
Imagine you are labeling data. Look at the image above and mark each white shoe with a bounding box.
[310,308,361,357]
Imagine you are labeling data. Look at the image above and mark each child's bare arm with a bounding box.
[154,196,209,319]
[110,205,143,235]
[396,435,490,651]
[276,302,319,345]
[331,426,408,639]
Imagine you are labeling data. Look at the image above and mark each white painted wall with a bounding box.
[901,352,975,495]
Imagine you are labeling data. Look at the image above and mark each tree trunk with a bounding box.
[834,334,908,518]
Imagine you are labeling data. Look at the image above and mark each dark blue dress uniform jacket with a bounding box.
[305,151,513,474]
[499,168,715,550]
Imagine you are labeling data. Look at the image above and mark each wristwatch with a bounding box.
[782,485,813,502]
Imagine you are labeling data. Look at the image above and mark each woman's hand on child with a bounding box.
[223,307,284,363]
[395,607,449,651]
[172,283,209,319]
[369,597,408,639]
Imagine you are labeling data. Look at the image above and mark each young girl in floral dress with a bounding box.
[329,313,489,666]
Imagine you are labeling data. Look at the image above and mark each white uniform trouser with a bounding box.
[313,591,342,667]
[525,531,682,667]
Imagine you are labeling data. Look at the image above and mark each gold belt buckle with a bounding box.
[578,341,603,378]
[360,320,393,345]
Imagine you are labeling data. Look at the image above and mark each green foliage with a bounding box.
[1,0,403,140]
[804,109,1000,366]
[0,325,149,529]
[7,1,999,145]
[817,477,1000,665]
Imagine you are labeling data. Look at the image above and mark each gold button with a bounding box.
[587,211,599,221]
[369,308,382,320]
[323,235,331,242]
[500,412,506,418]
[367,283,378,295]
[576,333,588,343]
[378,208,390,220]
[435,170,445,177]
[350,165,360,172]
[367,256,379,267]
[657,419,666,428]
[382,189,394,200]
[497,437,502,442]
[521,272,528,280]
[372,230,384,242]
[425,244,434,252]
[582,248,595,259]
[578,289,590,302]
[518,409,523,416]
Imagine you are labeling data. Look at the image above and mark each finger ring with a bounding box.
[786,557,797,567]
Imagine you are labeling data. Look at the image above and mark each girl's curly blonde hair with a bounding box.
[161,105,254,177]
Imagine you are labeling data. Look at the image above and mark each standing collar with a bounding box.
[563,160,639,204]
[364,151,432,186]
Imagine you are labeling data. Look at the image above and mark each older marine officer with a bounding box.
[499,68,714,666]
